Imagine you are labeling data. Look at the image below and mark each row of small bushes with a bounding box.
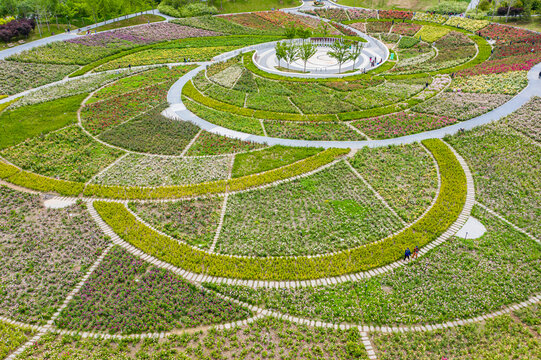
[0,161,83,196]
[94,139,467,281]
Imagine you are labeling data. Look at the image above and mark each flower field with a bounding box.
[129,199,222,249]
[217,162,404,256]
[81,81,171,135]
[379,10,413,20]
[504,97,541,141]
[413,12,448,24]
[0,321,33,359]
[349,144,438,222]
[91,154,231,186]
[391,22,421,36]
[415,26,450,43]
[10,71,128,109]
[447,122,541,238]
[373,314,540,359]
[352,112,457,139]
[55,246,251,334]
[232,145,322,178]
[347,9,378,19]
[0,187,109,324]
[0,7,540,357]
[449,71,528,95]
[412,92,511,121]
[87,66,193,104]
[97,46,238,70]
[68,23,219,47]
[208,206,541,325]
[20,318,368,359]
[264,121,366,141]
[457,53,541,76]
[0,61,78,95]
[1,126,124,182]
[444,17,489,32]
[98,105,200,155]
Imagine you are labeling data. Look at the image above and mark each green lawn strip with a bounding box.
[85,148,347,199]
[232,145,323,178]
[93,139,466,280]
[0,94,86,150]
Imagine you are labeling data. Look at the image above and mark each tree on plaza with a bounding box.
[298,41,317,72]
[275,41,287,68]
[284,42,299,69]
[327,39,350,73]
[348,41,363,71]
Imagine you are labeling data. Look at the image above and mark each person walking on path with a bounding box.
[412,245,419,259]
[404,248,411,261]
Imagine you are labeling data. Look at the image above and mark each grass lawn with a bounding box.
[334,0,445,11]
[0,94,86,150]
[208,0,301,13]
[84,14,165,33]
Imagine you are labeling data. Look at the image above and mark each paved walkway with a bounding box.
[0,9,172,60]
[165,60,541,149]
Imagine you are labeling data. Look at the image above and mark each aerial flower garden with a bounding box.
[0,2,540,359]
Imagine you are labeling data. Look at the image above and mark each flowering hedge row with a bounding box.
[94,139,467,280]
[84,148,348,199]
[4,168,85,196]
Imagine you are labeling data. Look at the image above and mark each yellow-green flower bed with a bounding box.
[445,17,490,32]
[448,71,528,95]
[416,26,451,43]
[94,139,467,281]
[413,12,449,24]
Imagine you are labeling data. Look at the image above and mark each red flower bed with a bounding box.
[477,23,535,42]
[347,9,378,19]
[492,39,541,59]
[391,22,421,36]
[332,22,357,36]
[457,53,541,76]
[379,10,414,20]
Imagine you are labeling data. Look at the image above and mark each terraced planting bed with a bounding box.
[0,7,539,359]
